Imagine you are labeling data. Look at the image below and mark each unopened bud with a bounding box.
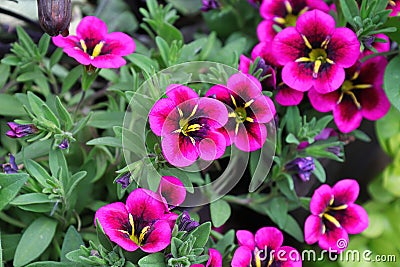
[37,0,72,36]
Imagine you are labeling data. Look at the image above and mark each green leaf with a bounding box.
[26,261,83,267]
[339,0,360,28]
[55,96,73,130]
[0,94,25,116]
[215,229,235,253]
[49,148,69,189]
[61,226,84,262]
[13,217,58,267]
[0,64,10,89]
[210,200,231,227]
[156,22,183,44]
[38,33,51,56]
[166,0,202,14]
[0,173,29,211]
[282,215,304,242]
[10,193,54,206]
[267,197,288,228]
[1,234,21,261]
[188,222,211,248]
[285,106,301,134]
[127,53,159,73]
[86,137,122,147]
[313,159,326,182]
[16,26,37,57]
[87,111,124,129]
[14,140,52,163]
[138,252,166,267]
[0,230,3,265]
[50,48,64,68]
[95,218,113,251]
[384,55,400,112]
[65,171,87,199]
[61,66,82,93]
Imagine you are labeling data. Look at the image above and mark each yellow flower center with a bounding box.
[228,95,255,135]
[79,39,105,59]
[320,197,348,234]
[273,2,308,27]
[119,213,150,246]
[173,104,202,146]
[336,71,372,109]
[390,0,396,7]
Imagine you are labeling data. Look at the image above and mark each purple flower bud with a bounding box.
[2,154,18,174]
[252,58,271,78]
[362,35,376,49]
[201,0,220,12]
[285,157,315,182]
[178,211,200,232]
[115,172,131,189]
[6,122,38,138]
[37,0,72,36]
[58,139,69,150]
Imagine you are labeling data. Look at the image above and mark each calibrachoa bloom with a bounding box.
[149,84,228,167]
[52,16,135,68]
[388,0,400,16]
[157,176,186,208]
[308,57,390,133]
[304,179,369,252]
[206,73,276,152]
[2,154,18,174]
[232,227,302,267]
[258,0,329,42]
[285,157,315,182]
[95,188,174,252]
[6,122,38,138]
[272,10,360,93]
[191,248,222,267]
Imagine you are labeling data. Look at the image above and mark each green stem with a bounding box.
[223,195,252,205]
[210,230,224,241]
[0,212,26,228]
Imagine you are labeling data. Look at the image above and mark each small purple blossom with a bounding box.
[178,211,200,232]
[201,0,220,12]
[115,172,131,189]
[58,139,69,150]
[6,122,38,138]
[304,179,369,253]
[2,154,18,174]
[52,16,135,68]
[285,157,315,182]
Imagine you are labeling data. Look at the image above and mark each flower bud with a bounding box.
[37,0,72,36]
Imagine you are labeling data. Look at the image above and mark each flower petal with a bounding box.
[339,204,369,234]
[304,215,323,244]
[149,98,178,136]
[318,227,349,253]
[308,88,338,112]
[332,179,359,205]
[360,87,390,121]
[333,100,362,133]
[239,55,251,73]
[252,42,280,67]
[272,27,304,65]
[313,63,345,93]
[236,230,255,249]
[255,227,283,250]
[62,48,92,66]
[227,73,262,101]
[198,97,228,129]
[231,246,252,267]
[158,176,186,207]
[103,32,135,56]
[125,188,167,221]
[250,95,276,123]
[52,35,79,49]
[276,86,304,106]
[162,134,198,167]
[207,248,223,267]
[257,20,278,42]
[91,54,127,68]
[310,184,333,215]
[206,85,231,104]
[329,28,360,67]
[140,220,172,253]
[198,131,226,161]
[77,16,108,41]
[281,62,314,92]
[296,10,335,43]
[166,84,199,105]
[276,246,302,267]
[235,122,267,152]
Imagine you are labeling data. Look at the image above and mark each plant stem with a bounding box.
[0,212,26,228]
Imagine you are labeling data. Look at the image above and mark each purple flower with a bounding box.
[157,176,186,209]
[205,73,276,152]
[272,10,360,94]
[201,0,220,12]
[258,0,329,42]
[309,57,390,133]
[232,227,301,267]
[304,179,369,253]
[58,139,69,150]
[6,122,38,138]
[285,157,315,182]
[362,34,390,56]
[95,188,175,252]
[2,154,18,174]
[52,16,135,68]
[191,248,222,267]
[178,211,200,232]
[149,84,228,167]
[115,172,131,189]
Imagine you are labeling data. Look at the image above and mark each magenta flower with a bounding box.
[362,34,390,56]
[191,248,222,267]
[272,10,360,94]
[304,179,369,252]
[52,16,135,68]
[308,56,390,133]
[149,84,228,167]
[258,0,329,42]
[6,122,39,138]
[388,0,400,16]
[94,188,174,252]
[157,176,186,208]
[232,227,301,267]
[206,74,276,152]
[201,0,220,12]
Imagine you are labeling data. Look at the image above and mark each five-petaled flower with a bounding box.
[95,188,174,252]
[308,56,390,133]
[149,84,228,167]
[52,16,135,68]
[258,0,329,42]
[272,10,360,94]
[304,179,368,253]
[191,248,222,267]
[232,227,302,267]
[6,122,39,139]
[206,73,276,152]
